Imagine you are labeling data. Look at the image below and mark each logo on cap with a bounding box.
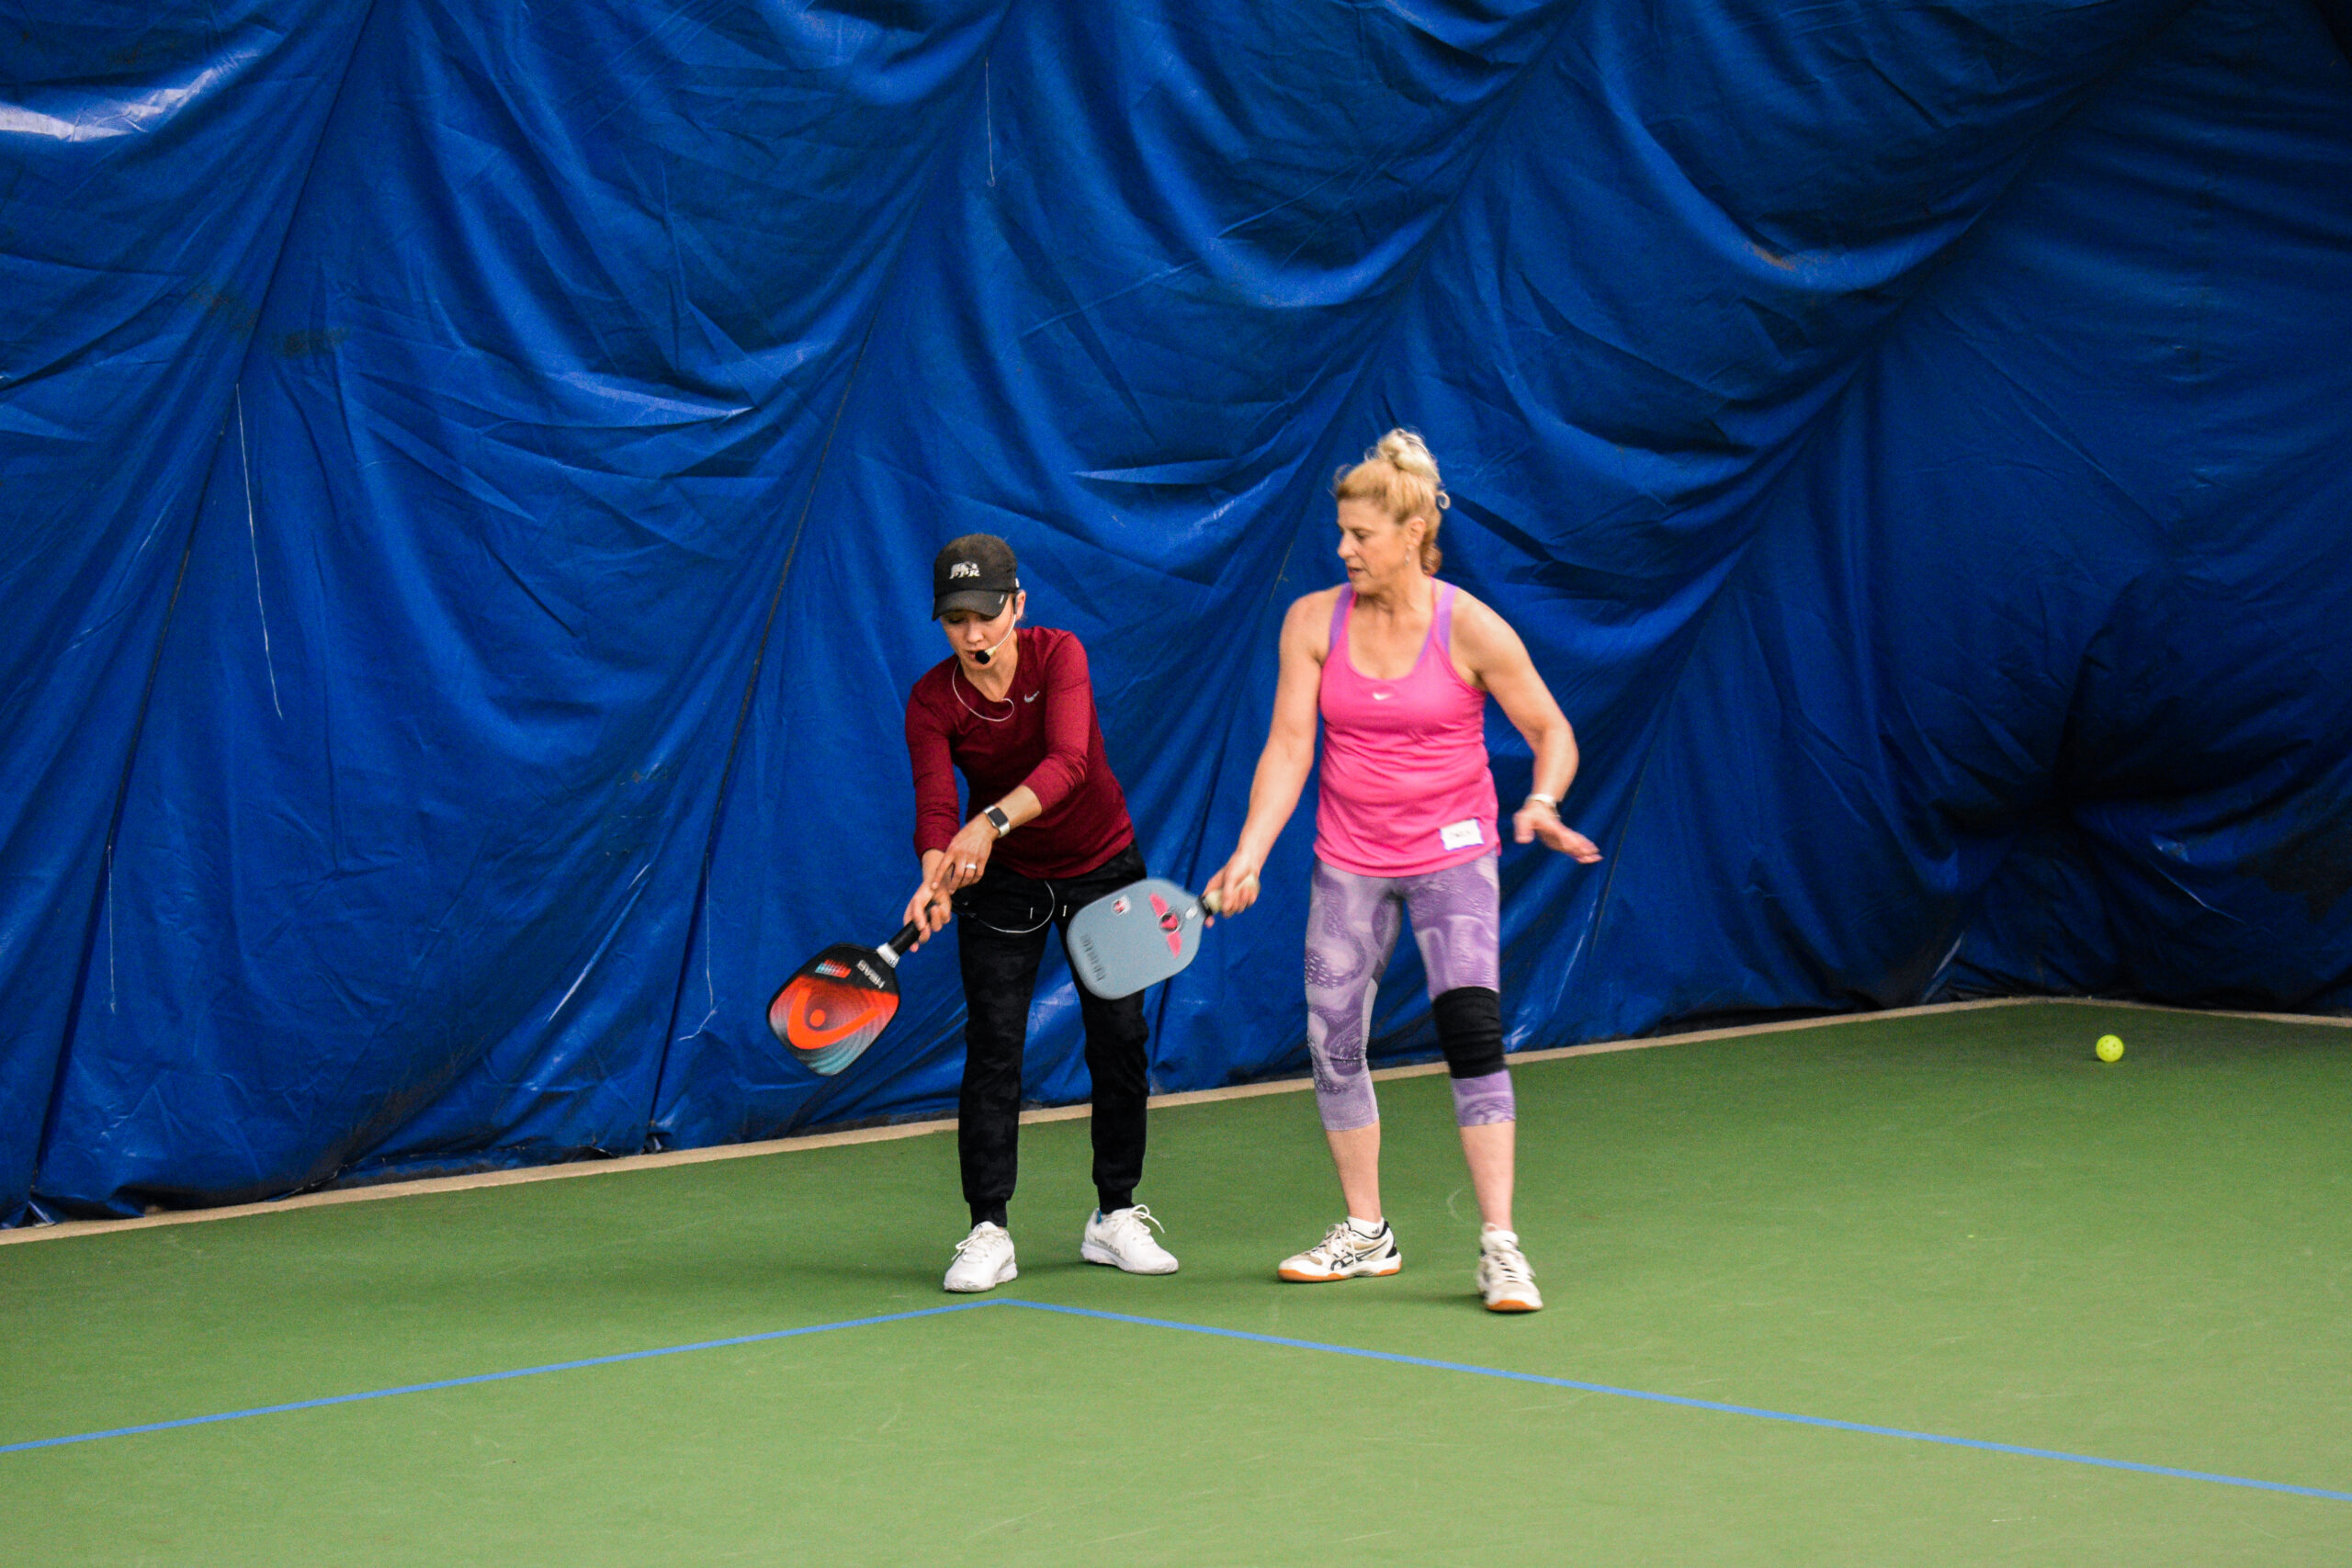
[949,561,979,580]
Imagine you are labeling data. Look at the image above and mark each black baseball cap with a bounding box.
[932,534,1020,618]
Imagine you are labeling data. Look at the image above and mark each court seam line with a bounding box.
[10,997,2343,1247]
[6,1294,2346,1507]
[0,997,2051,1247]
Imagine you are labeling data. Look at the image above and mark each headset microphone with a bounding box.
[972,620,1017,665]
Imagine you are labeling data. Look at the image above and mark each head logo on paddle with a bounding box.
[767,922,922,1077]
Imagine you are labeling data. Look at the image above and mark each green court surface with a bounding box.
[5,1002,2349,1565]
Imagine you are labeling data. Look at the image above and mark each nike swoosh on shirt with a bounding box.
[1371,691,1395,700]
[1023,692,1039,703]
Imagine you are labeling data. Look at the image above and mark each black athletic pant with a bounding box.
[955,840,1151,1228]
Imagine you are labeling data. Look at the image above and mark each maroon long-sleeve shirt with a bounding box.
[904,626,1135,879]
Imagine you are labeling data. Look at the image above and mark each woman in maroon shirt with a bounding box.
[902,534,1178,1293]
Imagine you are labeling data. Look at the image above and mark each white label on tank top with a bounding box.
[1440,818,1485,851]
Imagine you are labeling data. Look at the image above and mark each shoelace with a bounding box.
[1483,1243,1532,1285]
[953,1228,1005,1260]
[1318,1220,1381,1263]
[1114,1205,1166,1238]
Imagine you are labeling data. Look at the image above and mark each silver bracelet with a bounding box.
[1524,793,1558,813]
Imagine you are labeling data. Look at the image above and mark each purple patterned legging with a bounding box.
[1305,853,1513,1133]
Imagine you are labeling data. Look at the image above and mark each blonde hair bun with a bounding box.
[1373,429,1449,510]
[1332,426,1451,573]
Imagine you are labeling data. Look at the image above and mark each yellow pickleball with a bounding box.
[2095,1033,2124,1063]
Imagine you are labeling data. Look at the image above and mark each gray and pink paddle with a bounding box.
[1067,875,1249,999]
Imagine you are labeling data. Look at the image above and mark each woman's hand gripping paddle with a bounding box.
[1067,874,1252,1000]
[767,922,922,1077]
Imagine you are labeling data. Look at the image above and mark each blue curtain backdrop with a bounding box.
[3,0,2346,1222]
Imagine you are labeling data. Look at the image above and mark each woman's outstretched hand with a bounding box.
[1513,801,1602,863]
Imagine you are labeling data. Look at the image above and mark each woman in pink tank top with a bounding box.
[1315,577,1497,876]
[1207,431,1602,1313]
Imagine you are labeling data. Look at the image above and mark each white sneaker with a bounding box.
[1278,1219,1402,1282]
[1080,1205,1180,1274]
[1475,1227,1543,1312]
[944,1222,1018,1293]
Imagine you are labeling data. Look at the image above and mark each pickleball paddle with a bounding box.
[767,922,922,1077]
[1067,876,1247,1000]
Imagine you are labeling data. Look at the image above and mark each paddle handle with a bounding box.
[877,921,922,964]
[1202,873,1258,916]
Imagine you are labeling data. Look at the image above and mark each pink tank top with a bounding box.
[1315,582,1498,876]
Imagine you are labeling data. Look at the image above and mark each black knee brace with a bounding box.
[1432,986,1505,1079]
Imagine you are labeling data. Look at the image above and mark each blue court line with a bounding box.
[0,1302,993,1457]
[1001,1300,2352,1505]
[6,1293,2347,1506]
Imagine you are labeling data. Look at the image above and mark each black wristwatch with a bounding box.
[983,805,1012,838]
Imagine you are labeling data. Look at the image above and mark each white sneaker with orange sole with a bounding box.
[1278,1219,1402,1281]
[1475,1227,1543,1312]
